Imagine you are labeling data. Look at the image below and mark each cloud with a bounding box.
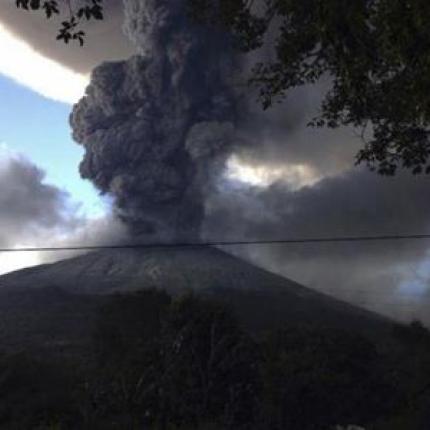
[0,153,126,274]
[236,81,362,180]
[0,154,77,273]
[203,167,430,322]
[0,154,79,245]
[224,155,321,190]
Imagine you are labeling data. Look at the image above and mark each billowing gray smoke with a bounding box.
[71,0,238,240]
[69,0,430,322]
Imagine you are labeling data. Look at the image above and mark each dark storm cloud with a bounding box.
[0,155,78,247]
[0,154,128,273]
[220,169,430,240]
[204,169,430,321]
[0,1,133,74]
[236,80,362,178]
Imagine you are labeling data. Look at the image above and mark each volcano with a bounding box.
[0,247,394,356]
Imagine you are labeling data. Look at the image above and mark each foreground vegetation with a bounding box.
[0,289,429,429]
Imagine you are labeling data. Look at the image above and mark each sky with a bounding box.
[0,18,103,215]
[0,74,103,215]
[1,1,430,324]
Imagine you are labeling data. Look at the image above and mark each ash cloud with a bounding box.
[204,169,430,322]
[67,0,430,321]
[71,0,240,241]
[236,80,362,180]
[69,0,361,244]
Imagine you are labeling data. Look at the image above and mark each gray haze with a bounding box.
[205,169,430,321]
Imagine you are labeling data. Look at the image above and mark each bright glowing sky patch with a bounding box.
[0,248,42,275]
[0,23,88,104]
[225,154,320,190]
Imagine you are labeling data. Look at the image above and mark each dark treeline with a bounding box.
[0,289,429,429]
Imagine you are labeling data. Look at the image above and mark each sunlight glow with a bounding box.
[0,248,42,275]
[225,155,320,190]
[0,23,88,104]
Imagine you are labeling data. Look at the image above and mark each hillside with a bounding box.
[0,248,427,429]
[1,246,307,295]
[0,247,395,355]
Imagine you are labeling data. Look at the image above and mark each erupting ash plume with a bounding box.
[71,0,239,240]
[69,0,430,321]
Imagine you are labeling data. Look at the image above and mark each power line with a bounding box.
[2,233,430,253]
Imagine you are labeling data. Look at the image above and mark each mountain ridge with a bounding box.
[0,247,393,335]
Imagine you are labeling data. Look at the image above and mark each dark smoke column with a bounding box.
[70,0,237,241]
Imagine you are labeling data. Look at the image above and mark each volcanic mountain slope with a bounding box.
[0,247,394,344]
[1,246,293,295]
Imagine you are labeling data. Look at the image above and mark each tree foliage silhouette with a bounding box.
[15,0,103,46]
